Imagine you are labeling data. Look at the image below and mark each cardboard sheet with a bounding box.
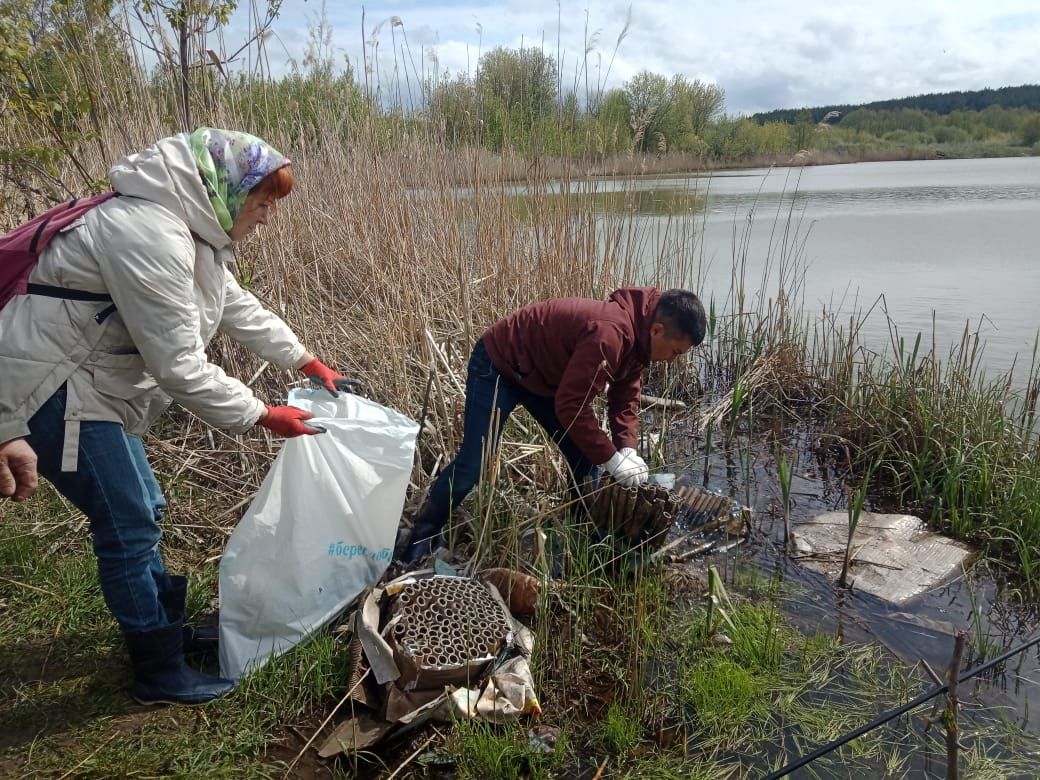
[792,512,972,603]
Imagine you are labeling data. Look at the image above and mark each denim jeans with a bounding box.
[416,339,599,546]
[26,386,172,632]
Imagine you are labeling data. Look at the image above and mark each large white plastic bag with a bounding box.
[219,387,419,681]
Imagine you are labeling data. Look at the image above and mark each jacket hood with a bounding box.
[607,286,661,357]
[108,133,231,252]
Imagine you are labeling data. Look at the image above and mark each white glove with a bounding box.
[601,447,649,487]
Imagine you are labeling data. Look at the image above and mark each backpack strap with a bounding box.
[26,282,112,302]
[25,283,117,323]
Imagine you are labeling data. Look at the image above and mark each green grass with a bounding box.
[595,701,643,755]
[0,488,350,779]
[660,574,1035,777]
[445,718,567,780]
[683,656,767,736]
[4,485,1040,777]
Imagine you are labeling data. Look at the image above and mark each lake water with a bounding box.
[640,158,1040,774]
[626,157,1040,376]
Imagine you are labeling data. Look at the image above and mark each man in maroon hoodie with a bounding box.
[402,286,706,564]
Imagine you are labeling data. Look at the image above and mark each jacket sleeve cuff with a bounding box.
[281,343,308,371]
[227,398,266,433]
[583,437,617,467]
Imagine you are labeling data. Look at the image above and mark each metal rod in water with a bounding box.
[763,632,1040,779]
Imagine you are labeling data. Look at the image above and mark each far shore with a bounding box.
[431,143,1033,187]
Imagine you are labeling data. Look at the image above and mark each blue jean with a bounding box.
[27,386,172,632]
[415,339,599,547]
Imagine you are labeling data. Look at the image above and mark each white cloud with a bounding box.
[221,0,1040,115]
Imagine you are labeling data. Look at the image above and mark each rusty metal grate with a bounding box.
[674,485,740,528]
[588,482,743,547]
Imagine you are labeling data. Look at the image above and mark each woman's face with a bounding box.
[228,188,275,241]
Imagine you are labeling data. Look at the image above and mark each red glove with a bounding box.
[257,405,323,437]
[299,358,363,397]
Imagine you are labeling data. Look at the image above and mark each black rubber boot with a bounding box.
[157,574,218,656]
[124,621,234,705]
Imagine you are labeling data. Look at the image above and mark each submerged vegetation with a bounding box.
[3,2,1040,777]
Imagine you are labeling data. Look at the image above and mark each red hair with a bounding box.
[251,165,294,201]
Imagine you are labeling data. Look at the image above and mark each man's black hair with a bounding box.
[653,289,707,346]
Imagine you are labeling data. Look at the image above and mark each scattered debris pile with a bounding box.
[319,571,541,758]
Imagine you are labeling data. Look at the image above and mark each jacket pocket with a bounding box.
[86,352,158,399]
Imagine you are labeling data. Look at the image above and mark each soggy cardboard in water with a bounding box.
[791,512,972,603]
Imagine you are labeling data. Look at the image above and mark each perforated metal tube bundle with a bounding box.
[387,576,514,690]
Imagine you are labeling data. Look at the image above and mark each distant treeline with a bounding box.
[3,0,1040,201]
[752,84,1040,125]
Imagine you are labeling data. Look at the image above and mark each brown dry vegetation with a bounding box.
[1,82,707,565]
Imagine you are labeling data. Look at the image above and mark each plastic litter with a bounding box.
[792,512,972,603]
[218,388,418,680]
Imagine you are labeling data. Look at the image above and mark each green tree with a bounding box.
[791,109,814,150]
[136,0,282,129]
[622,72,726,154]
[475,46,558,121]
[706,117,759,159]
[757,121,793,154]
[666,76,725,151]
[676,77,725,137]
[979,104,1016,133]
[1022,114,1040,146]
[0,0,125,195]
[593,88,632,155]
[622,70,669,152]
[429,73,480,146]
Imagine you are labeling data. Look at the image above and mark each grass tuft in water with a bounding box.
[446,718,568,780]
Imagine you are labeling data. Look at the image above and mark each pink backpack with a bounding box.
[0,191,117,311]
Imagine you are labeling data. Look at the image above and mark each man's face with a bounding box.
[649,323,695,363]
[228,189,275,241]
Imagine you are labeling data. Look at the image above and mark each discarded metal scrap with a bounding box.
[387,576,512,690]
[319,572,540,759]
[588,480,750,551]
[587,481,680,548]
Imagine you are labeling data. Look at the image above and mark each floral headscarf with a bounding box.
[188,127,291,232]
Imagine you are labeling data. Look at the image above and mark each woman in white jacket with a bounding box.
[0,128,353,705]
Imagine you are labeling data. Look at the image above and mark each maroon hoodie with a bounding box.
[482,287,661,465]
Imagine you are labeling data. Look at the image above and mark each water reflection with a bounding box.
[705,183,1040,215]
[513,187,704,217]
[688,158,1040,377]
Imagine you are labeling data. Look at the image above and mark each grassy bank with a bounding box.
[4,498,1036,777]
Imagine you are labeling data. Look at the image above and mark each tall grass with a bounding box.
[8,49,1040,578]
[815,316,1040,582]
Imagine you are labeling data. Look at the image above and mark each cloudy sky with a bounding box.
[226,0,1039,115]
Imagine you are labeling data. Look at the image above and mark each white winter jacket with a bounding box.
[0,133,306,469]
